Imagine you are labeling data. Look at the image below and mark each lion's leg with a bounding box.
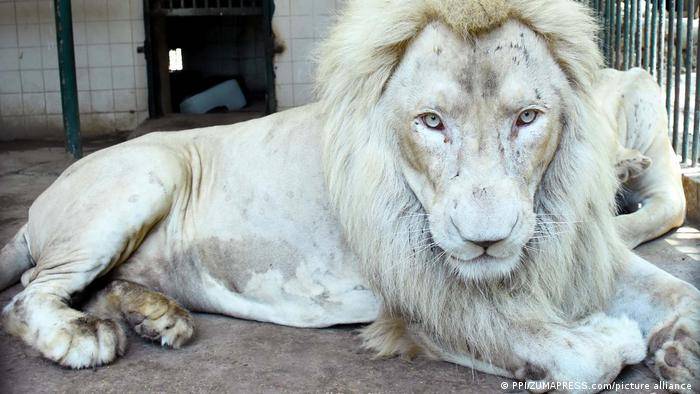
[462,317,644,392]
[1,282,129,369]
[361,313,504,373]
[359,314,425,360]
[86,280,194,348]
[2,246,169,368]
[615,192,686,249]
[614,136,685,249]
[607,254,700,391]
[506,315,645,392]
[360,313,511,377]
[2,234,165,368]
[1,163,176,368]
[362,311,644,392]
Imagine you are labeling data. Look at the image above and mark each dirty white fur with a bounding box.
[317,0,699,390]
[0,0,698,390]
[319,0,625,361]
[594,67,686,249]
[1,115,381,368]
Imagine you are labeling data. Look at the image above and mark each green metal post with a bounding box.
[666,0,674,125]
[615,0,622,68]
[262,0,277,114]
[673,0,683,152]
[644,0,651,69]
[657,0,665,84]
[605,0,615,63]
[631,0,638,66]
[622,0,632,70]
[54,0,82,159]
[682,0,694,162]
[650,0,658,74]
[692,22,700,165]
[597,0,605,54]
[635,0,641,66]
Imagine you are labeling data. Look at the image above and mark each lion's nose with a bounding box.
[471,239,502,249]
[450,218,515,251]
[451,217,509,249]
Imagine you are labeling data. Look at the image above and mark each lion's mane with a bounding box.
[316,0,629,361]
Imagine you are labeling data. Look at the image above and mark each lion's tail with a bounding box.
[0,224,33,292]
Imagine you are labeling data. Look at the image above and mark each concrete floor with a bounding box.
[0,140,698,393]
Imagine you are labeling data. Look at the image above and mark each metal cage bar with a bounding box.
[673,0,684,153]
[683,0,695,161]
[666,0,675,137]
[656,0,666,85]
[615,0,622,67]
[635,0,642,66]
[644,0,652,69]
[624,0,631,68]
[650,0,658,74]
[587,0,698,165]
[693,27,700,164]
[157,0,262,16]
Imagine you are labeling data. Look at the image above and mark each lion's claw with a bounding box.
[647,307,700,394]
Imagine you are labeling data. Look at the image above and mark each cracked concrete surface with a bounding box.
[0,140,698,393]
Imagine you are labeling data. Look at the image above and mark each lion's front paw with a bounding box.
[2,292,128,369]
[647,308,700,394]
[513,314,646,394]
[41,316,127,369]
[126,300,194,348]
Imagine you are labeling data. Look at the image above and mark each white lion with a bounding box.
[594,68,686,249]
[0,0,698,392]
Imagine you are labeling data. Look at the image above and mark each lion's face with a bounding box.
[383,21,573,280]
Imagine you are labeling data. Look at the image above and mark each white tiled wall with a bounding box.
[0,0,148,140]
[272,0,343,109]
[0,0,340,140]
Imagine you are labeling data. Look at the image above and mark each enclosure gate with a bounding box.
[143,0,276,117]
[582,0,699,166]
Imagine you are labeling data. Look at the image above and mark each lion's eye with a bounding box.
[421,113,444,130]
[516,110,538,127]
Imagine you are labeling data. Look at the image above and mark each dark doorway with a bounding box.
[144,0,276,120]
